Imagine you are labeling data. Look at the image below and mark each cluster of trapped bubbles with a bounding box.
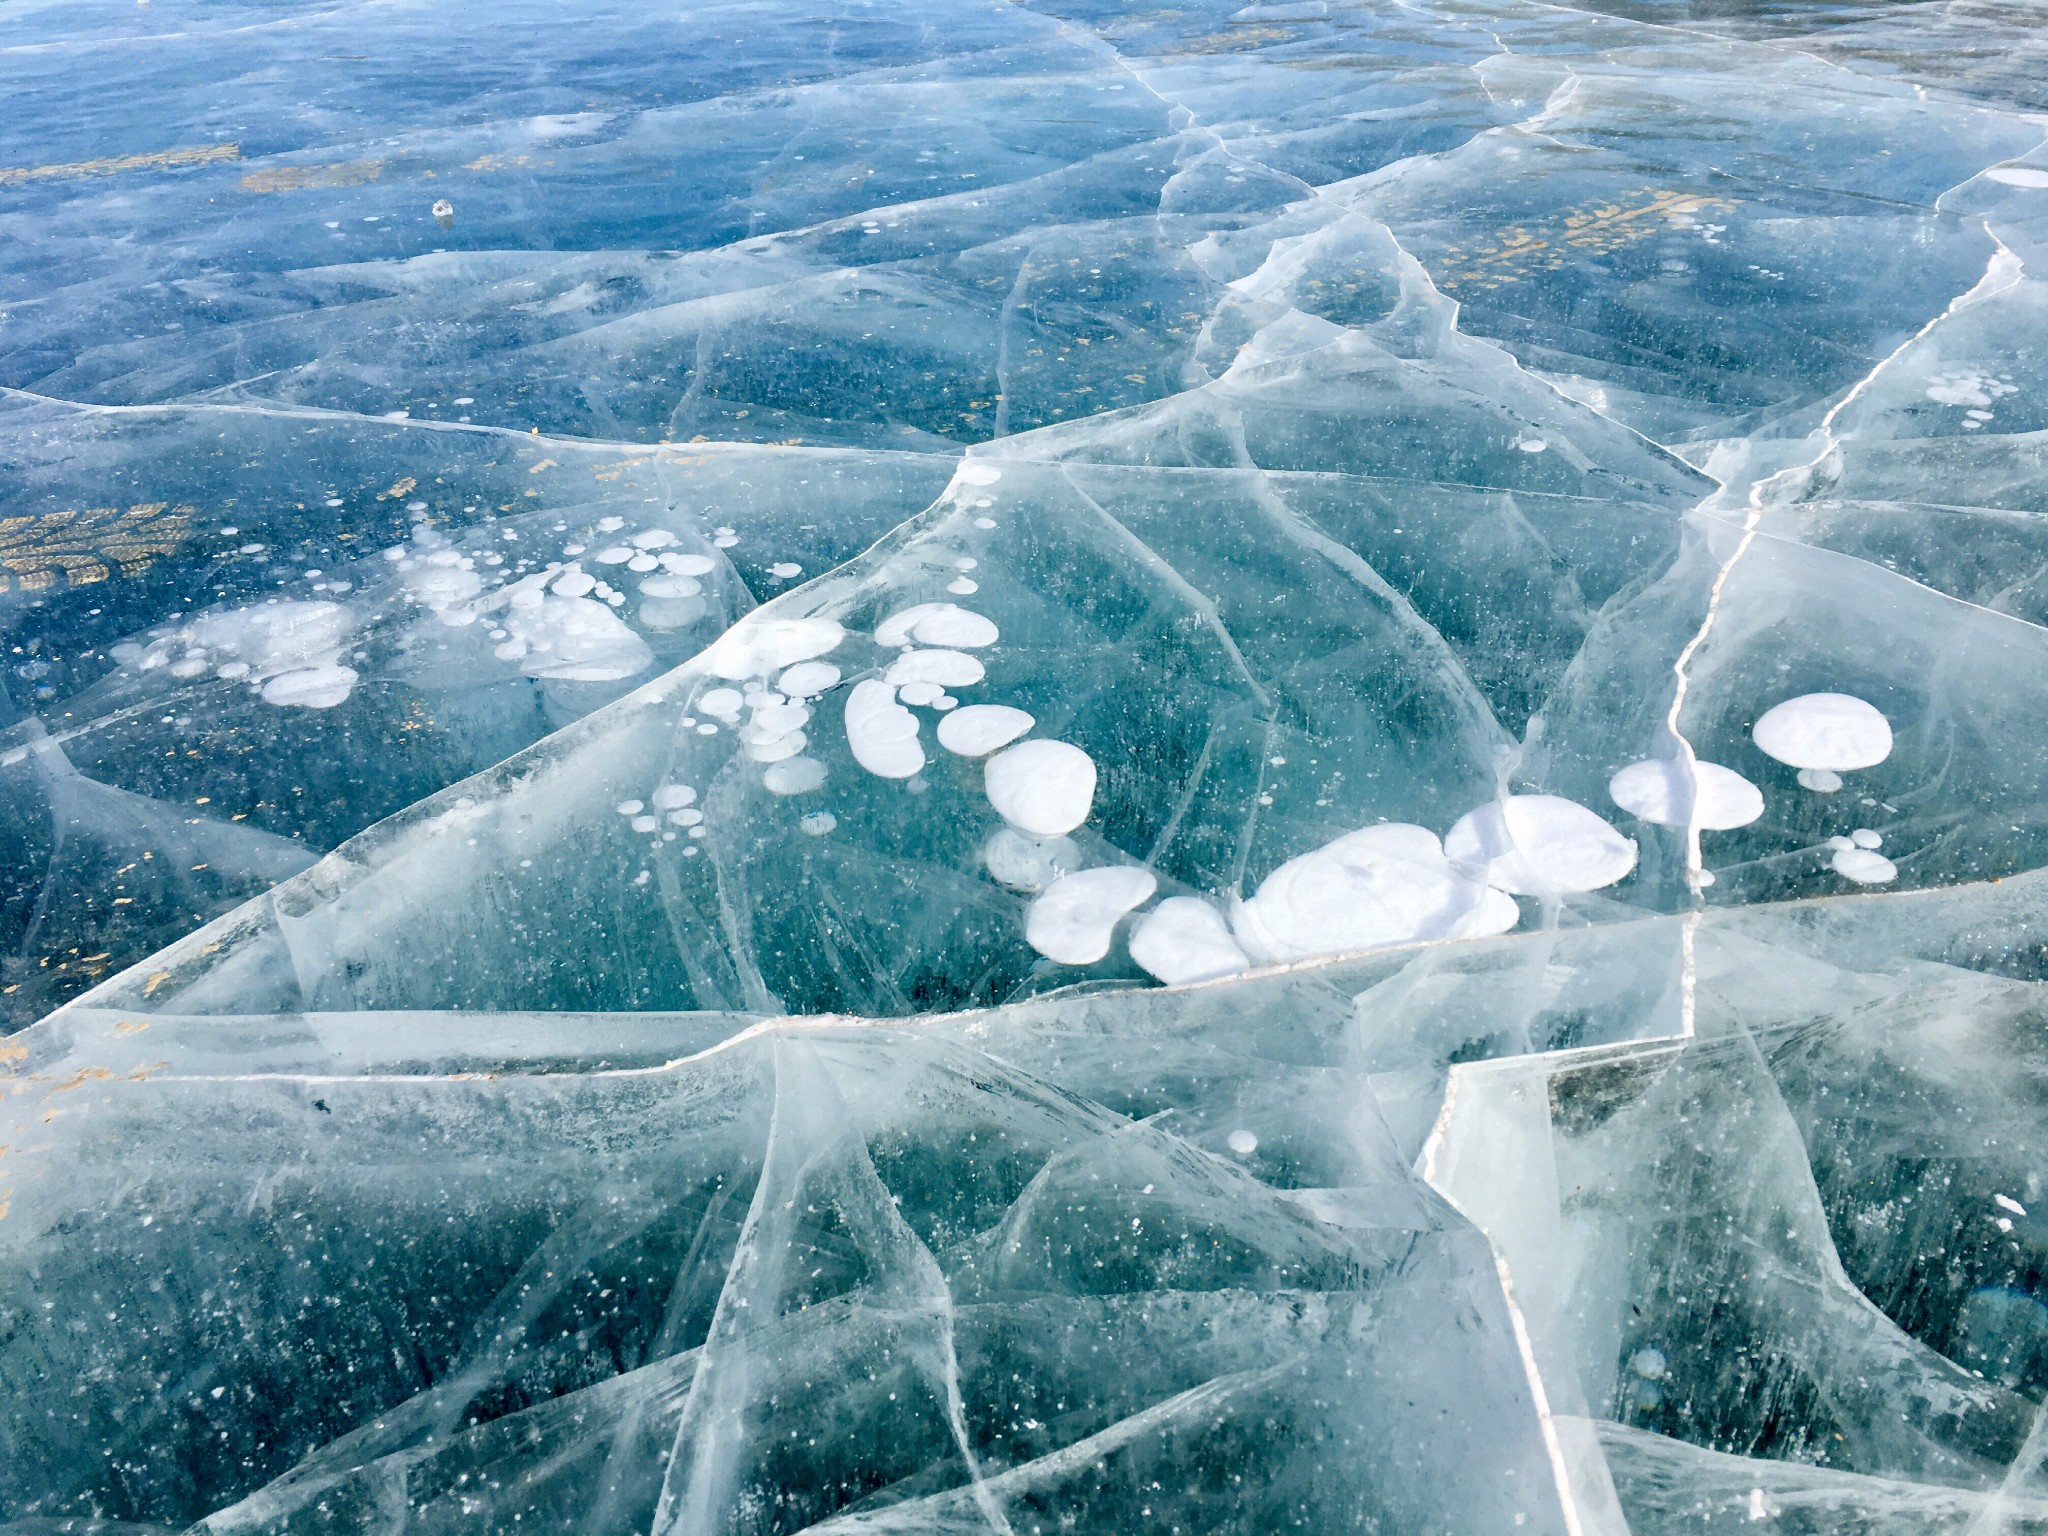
[612,525,1900,987]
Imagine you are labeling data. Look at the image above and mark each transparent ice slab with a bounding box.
[8,0,2048,1527]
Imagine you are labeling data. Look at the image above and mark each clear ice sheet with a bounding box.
[6,0,2048,1528]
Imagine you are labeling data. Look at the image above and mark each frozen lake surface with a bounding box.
[6,0,2048,1528]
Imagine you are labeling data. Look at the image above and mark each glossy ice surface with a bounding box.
[5,0,2048,1528]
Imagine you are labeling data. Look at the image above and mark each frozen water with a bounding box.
[7,0,2048,1526]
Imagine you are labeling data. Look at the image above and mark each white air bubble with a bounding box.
[764,756,828,795]
[1832,846,1898,885]
[874,602,999,649]
[1445,795,1637,896]
[800,810,837,835]
[1235,823,1517,964]
[1226,1129,1259,1156]
[639,574,702,599]
[1025,866,1157,965]
[1608,758,1763,831]
[1851,828,1882,850]
[703,616,845,680]
[956,462,1003,486]
[776,661,842,698]
[593,546,634,564]
[985,739,1095,835]
[983,828,1081,891]
[259,665,358,709]
[652,784,696,810]
[1753,693,1892,772]
[937,704,1034,756]
[1130,898,1251,986]
[845,680,924,779]
[884,648,985,688]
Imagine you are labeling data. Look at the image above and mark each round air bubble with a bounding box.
[550,570,596,598]
[744,730,807,764]
[640,574,701,599]
[874,602,999,649]
[703,615,845,680]
[1608,758,1763,831]
[1989,167,2048,188]
[764,757,828,796]
[1235,823,1518,963]
[259,666,358,709]
[630,528,676,549]
[1130,898,1251,986]
[1226,1130,1259,1156]
[898,681,944,706]
[616,800,645,816]
[662,553,718,576]
[627,554,659,574]
[845,680,924,779]
[1832,847,1898,885]
[1024,866,1157,965]
[983,829,1080,891]
[745,702,811,739]
[593,546,634,564]
[652,784,696,810]
[956,462,1003,486]
[884,648,985,688]
[770,562,802,579]
[800,810,837,835]
[777,661,842,698]
[948,578,979,596]
[1798,768,1844,793]
[700,687,744,719]
[1851,828,1882,849]
[938,704,1033,757]
[630,815,659,833]
[1753,693,1892,771]
[1445,795,1637,896]
[985,739,1095,835]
